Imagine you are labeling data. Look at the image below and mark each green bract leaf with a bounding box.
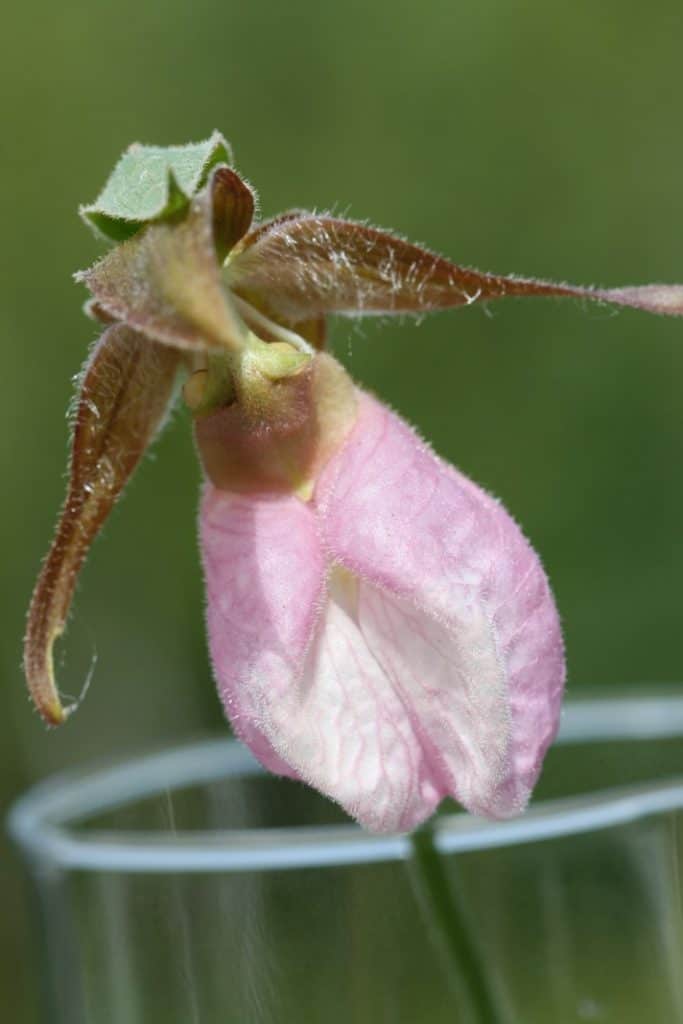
[80,131,232,242]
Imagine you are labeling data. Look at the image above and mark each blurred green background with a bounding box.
[3,1,683,1019]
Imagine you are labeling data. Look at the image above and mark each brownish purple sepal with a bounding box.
[24,324,180,725]
[78,168,255,354]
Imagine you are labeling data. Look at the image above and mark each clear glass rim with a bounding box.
[8,690,683,875]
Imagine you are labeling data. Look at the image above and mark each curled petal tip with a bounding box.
[42,699,70,728]
[24,624,69,727]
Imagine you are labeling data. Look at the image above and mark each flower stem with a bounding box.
[409,825,503,1023]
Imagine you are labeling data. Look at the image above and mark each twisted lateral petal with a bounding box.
[227,213,683,322]
[24,325,180,724]
[200,487,326,776]
[227,215,574,320]
[315,393,565,824]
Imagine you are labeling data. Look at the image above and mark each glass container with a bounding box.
[9,692,683,1023]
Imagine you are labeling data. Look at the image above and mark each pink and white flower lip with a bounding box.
[201,389,565,833]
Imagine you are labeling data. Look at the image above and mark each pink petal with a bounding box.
[315,392,565,824]
[266,569,445,832]
[200,486,326,777]
[200,393,564,833]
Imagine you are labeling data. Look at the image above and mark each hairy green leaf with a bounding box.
[80,131,232,241]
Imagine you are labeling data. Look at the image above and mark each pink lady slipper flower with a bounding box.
[24,133,683,832]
